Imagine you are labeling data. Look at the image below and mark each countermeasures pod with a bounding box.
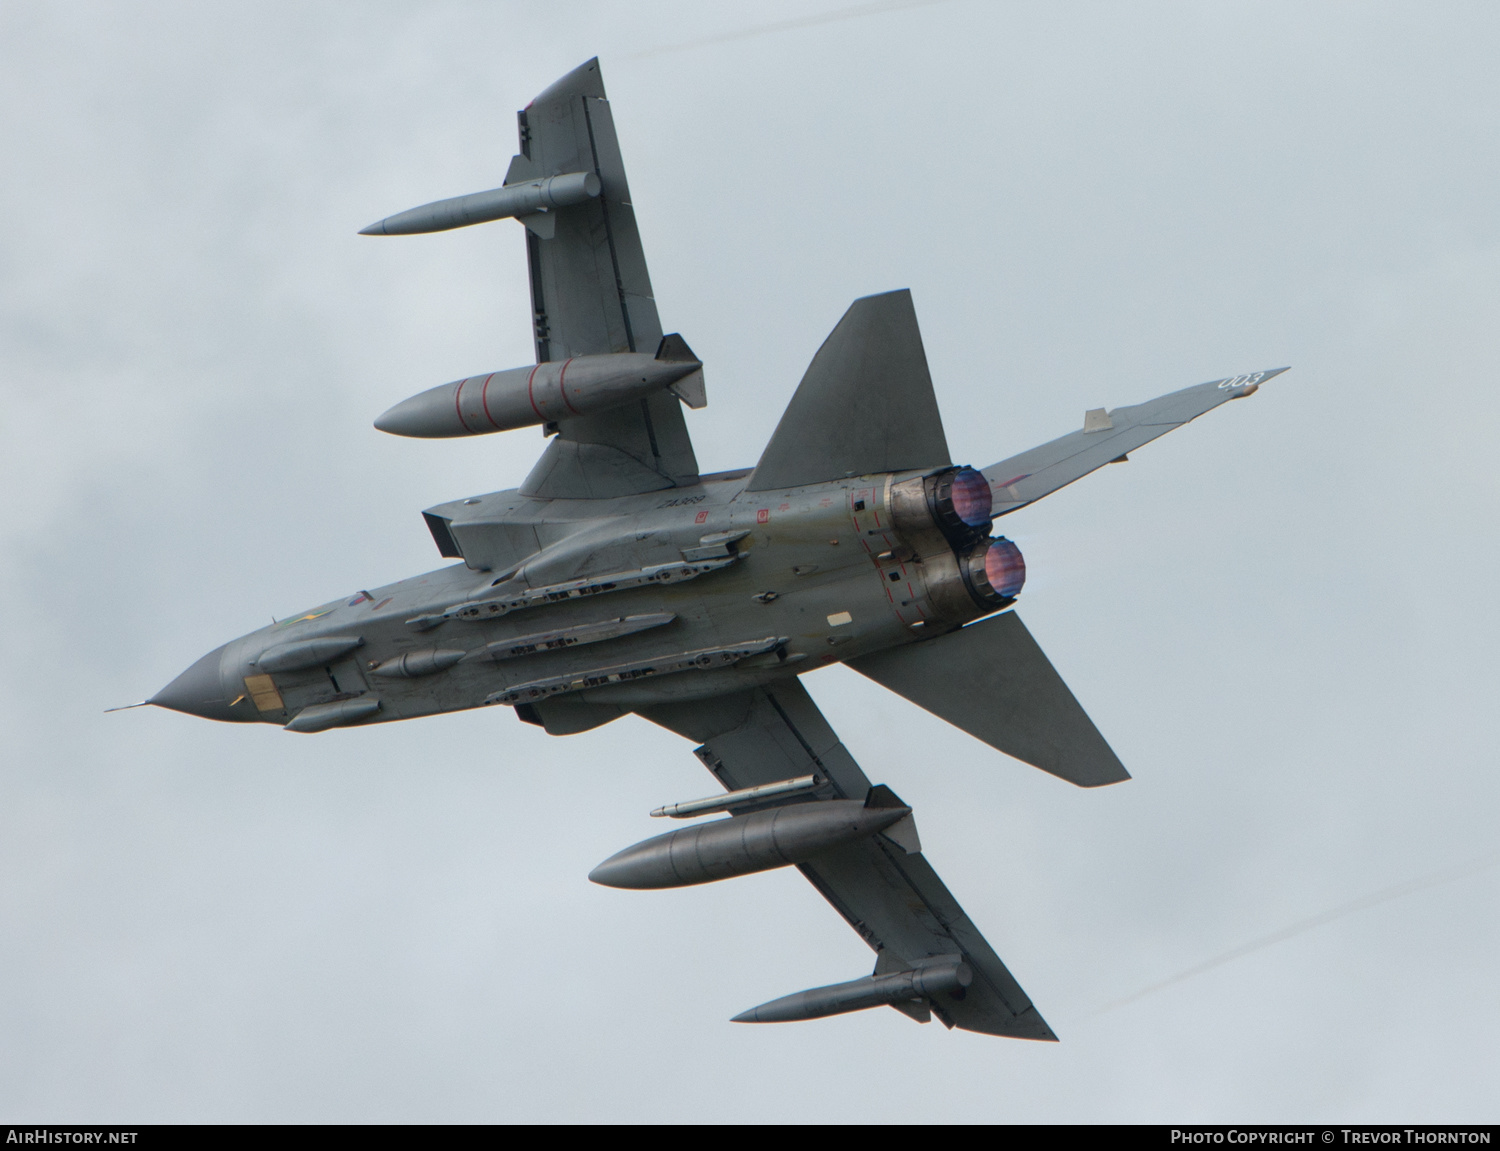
[732,960,972,1024]
[358,171,601,236]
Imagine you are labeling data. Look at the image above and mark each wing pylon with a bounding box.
[639,679,1057,1039]
[510,58,700,498]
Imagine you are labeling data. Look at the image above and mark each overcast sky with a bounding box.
[2,0,1497,1123]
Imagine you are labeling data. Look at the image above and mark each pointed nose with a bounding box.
[150,643,243,722]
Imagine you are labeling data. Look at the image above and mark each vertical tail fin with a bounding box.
[746,290,951,491]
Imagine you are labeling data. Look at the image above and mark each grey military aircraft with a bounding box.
[148,59,1286,1040]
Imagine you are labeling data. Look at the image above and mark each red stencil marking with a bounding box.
[455,377,478,434]
[480,373,500,429]
[526,365,543,421]
[559,358,580,415]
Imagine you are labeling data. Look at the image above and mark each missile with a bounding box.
[359,171,601,236]
[731,959,972,1024]
[587,799,911,890]
[368,649,465,678]
[375,351,703,439]
[651,774,819,819]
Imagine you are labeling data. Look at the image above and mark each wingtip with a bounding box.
[960,1009,1060,1042]
[1225,366,1290,400]
[531,57,607,107]
[1028,1010,1061,1042]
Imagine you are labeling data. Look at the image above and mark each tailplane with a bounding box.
[848,611,1130,788]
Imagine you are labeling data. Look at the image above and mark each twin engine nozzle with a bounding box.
[892,465,1027,610]
[960,535,1026,606]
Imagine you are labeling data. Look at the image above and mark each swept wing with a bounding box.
[640,679,1056,1039]
[509,59,699,498]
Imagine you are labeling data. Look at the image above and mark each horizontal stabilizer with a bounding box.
[746,290,951,491]
[848,612,1129,788]
[984,368,1289,515]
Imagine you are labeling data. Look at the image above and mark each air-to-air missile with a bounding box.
[141,57,1287,1039]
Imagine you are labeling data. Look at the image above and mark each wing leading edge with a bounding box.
[638,680,1057,1039]
[512,59,699,499]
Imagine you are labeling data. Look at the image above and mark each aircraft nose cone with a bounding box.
[150,644,240,722]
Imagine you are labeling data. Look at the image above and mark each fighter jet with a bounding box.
[148,59,1286,1039]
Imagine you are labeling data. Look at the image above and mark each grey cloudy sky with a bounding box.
[2,0,1497,1123]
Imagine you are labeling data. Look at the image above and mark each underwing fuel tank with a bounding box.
[375,351,703,438]
[731,960,972,1024]
[588,800,911,890]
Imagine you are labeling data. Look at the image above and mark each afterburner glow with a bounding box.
[949,467,993,527]
[984,537,1026,599]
